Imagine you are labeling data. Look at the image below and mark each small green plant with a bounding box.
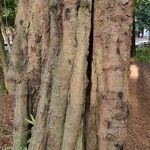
[17,146,27,150]
[13,142,28,150]
[0,82,8,93]
[135,47,150,63]
[25,114,36,145]
[13,139,28,150]
[25,114,36,126]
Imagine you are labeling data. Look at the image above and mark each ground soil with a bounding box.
[127,61,150,150]
[0,68,14,150]
[0,94,14,150]
[0,61,150,150]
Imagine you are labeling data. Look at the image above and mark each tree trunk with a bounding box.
[11,0,133,149]
[0,24,9,87]
[0,0,9,90]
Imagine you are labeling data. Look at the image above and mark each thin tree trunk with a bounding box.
[0,25,9,86]
[0,0,9,90]
[11,0,32,149]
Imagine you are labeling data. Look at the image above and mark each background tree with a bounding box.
[131,0,150,57]
[0,0,16,91]
[2,0,17,26]
[135,0,150,35]
[10,0,133,150]
[0,0,9,90]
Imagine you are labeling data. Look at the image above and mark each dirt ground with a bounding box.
[0,67,14,150]
[0,94,14,150]
[127,62,150,150]
[0,62,150,149]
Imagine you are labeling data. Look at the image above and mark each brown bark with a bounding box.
[92,0,133,149]
[11,0,133,149]
[10,0,32,149]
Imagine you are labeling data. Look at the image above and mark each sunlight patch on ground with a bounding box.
[130,64,139,80]
[129,64,140,116]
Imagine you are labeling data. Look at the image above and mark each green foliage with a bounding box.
[0,81,7,93]
[135,0,150,32]
[14,140,28,150]
[136,47,150,62]
[13,145,28,150]
[2,0,17,26]
[16,146,27,150]
[25,114,36,126]
[25,114,36,144]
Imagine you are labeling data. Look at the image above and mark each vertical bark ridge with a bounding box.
[62,1,92,149]
[12,0,32,149]
[27,0,50,116]
[12,0,50,149]
[93,0,133,149]
[13,79,28,150]
[27,0,51,149]
[46,1,78,149]
[28,54,53,150]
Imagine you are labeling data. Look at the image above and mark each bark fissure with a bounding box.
[28,0,63,149]
[61,0,93,149]
[11,0,133,149]
[83,0,95,149]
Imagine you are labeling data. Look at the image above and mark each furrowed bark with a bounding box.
[12,0,32,149]
[12,0,51,148]
[46,1,78,149]
[28,0,62,149]
[13,79,28,149]
[26,0,50,116]
[11,0,133,149]
[28,54,52,150]
[62,0,92,149]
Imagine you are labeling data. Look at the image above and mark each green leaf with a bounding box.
[30,114,36,125]
[25,118,35,125]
